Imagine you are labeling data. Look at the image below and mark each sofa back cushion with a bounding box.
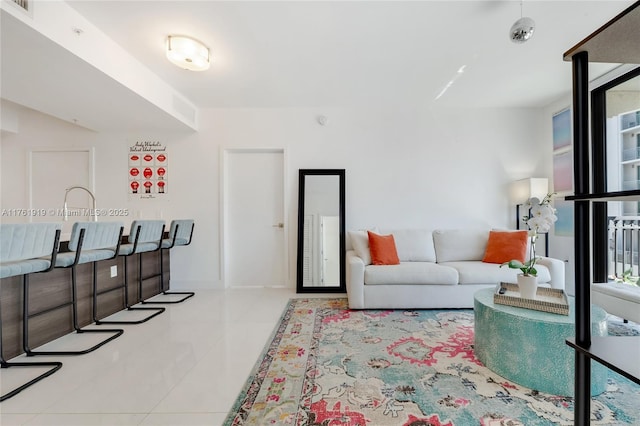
[433,228,490,262]
[380,229,436,262]
[348,228,378,265]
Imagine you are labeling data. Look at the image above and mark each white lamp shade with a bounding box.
[166,35,210,71]
[510,178,548,204]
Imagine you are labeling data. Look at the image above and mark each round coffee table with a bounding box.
[474,288,608,396]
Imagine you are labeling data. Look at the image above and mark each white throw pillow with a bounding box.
[379,229,436,262]
[433,228,490,262]
[348,228,378,265]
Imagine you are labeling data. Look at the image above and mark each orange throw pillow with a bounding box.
[482,230,528,264]
[367,231,400,265]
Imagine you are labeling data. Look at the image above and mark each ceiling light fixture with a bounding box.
[509,1,535,44]
[166,35,210,71]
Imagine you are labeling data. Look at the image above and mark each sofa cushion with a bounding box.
[440,261,551,285]
[482,230,528,264]
[364,262,458,285]
[368,231,400,265]
[379,229,437,262]
[433,229,489,262]
[348,228,378,265]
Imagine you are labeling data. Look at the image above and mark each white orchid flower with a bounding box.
[505,192,558,276]
[528,216,551,233]
[526,197,541,209]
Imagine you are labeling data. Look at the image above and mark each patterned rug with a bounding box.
[225,298,640,425]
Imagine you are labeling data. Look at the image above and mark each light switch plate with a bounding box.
[110,265,117,277]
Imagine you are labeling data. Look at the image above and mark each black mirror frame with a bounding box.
[296,169,346,293]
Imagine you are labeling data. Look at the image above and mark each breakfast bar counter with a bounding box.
[0,242,169,359]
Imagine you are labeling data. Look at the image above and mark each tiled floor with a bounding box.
[1,288,326,425]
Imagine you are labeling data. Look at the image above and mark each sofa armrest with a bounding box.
[537,257,565,290]
[346,250,365,309]
[592,282,640,324]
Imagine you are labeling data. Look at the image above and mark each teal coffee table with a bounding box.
[474,288,608,396]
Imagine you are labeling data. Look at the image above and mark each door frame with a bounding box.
[219,147,290,288]
[27,147,95,228]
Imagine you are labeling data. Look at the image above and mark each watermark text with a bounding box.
[2,208,130,217]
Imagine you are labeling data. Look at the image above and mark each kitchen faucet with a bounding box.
[63,186,97,221]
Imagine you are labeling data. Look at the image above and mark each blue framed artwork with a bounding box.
[554,199,574,237]
[553,150,573,194]
[553,108,572,152]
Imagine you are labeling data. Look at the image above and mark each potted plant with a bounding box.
[502,192,557,298]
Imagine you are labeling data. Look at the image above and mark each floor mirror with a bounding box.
[296,169,345,293]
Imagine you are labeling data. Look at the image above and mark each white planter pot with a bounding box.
[517,274,538,299]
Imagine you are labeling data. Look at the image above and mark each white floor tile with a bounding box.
[0,414,38,426]
[23,413,147,425]
[0,288,309,425]
[140,413,227,426]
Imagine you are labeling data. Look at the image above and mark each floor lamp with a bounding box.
[511,177,550,256]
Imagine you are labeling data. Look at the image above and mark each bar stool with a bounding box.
[0,223,63,401]
[141,219,195,304]
[95,220,165,325]
[23,222,124,356]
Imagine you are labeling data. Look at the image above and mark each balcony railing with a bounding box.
[609,216,640,282]
[622,146,640,161]
[622,180,640,190]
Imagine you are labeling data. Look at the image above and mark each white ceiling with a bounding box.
[2,1,637,131]
[0,9,196,133]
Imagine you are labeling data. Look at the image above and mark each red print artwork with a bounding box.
[129,142,168,196]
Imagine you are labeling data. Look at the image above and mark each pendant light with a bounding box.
[509,1,535,44]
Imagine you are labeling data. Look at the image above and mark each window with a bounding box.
[593,67,640,281]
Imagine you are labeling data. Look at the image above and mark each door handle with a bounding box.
[273,223,284,228]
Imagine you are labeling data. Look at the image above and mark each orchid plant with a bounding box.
[502,192,558,277]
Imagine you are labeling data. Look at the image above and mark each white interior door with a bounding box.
[320,216,340,286]
[224,149,286,287]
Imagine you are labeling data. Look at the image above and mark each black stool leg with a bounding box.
[140,249,194,304]
[23,267,123,357]
[0,277,62,402]
[94,255,164,325]
[0,357,62,402]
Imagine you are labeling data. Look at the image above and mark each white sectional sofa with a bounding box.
[346,228,565,309]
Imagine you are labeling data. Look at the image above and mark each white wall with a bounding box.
[1,101,551,290]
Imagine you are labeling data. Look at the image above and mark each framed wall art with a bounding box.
[553,150,573,194]
[128,140,168,199]
[554,198,574,237]
[552,108,573,195]
[552,108,572,152]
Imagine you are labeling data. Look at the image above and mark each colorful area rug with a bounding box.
[225,298,640,425]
